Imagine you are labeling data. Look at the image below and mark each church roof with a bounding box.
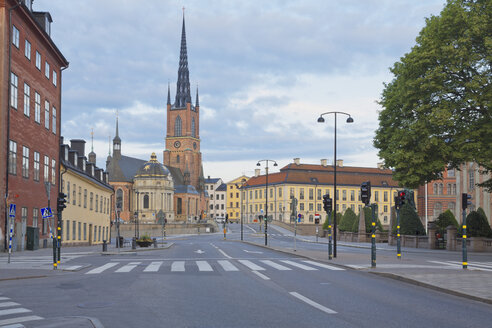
[108,154,146,182]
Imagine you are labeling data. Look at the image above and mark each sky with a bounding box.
[37,0,447,182]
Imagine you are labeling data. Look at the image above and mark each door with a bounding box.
[89,224,93,245]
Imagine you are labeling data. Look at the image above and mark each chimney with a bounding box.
[320,159,327,167]
[336,159,343,167]
[78,156,86,171]
[255,169,260,177]
[70,139,86,157]
[294,158,300,165]
[68,150,78,167]
[377,162,384,169]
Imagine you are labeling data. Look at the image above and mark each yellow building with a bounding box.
[60,140,113,246]
[242,158,410,227]
[226,175,249,222]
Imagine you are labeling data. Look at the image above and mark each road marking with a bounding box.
[143,261,163,272]
[171,261,185,272]
[0,315,44,326]
[303,260,345,271]
[194,250,205,254]
[447,261,492,271]
[218,260,239,271]
[0,307,31,316]
[281,260,317,271]
[0,297,9,301]
[196,261,213,272]
[238,260,265,271]
[243,249,263,254]
[252,271,270,280]
[62,265,83,271]
[86,262,119,274]
[115,262,141,273]
[0,302,20,308]
[289,292,337,314]
[260,260,292,271]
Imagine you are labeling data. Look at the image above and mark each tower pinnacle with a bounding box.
[173,13,191,108]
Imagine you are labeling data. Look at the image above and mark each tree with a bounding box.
[352,206,385,233]
[435,209,459,231]
[466,210,492,237]
[338,208,358,232]
[374,0,492,191]
[393,203,426,235]
[322,212,341,231]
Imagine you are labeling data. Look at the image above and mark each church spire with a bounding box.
[113,111,121,159]
[167,82,171,105]
[195,86,199,107]
[173,11,191,108]
[88,128,96,164]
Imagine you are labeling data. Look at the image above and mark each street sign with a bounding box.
[41,207,53,219]
[297,213,302,223]
[9,204,16,218]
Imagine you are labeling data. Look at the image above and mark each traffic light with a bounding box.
[395,190,406,210]
[323,194,332,213]
[462,193,472,210]
[57,193,67,213]
[360,181,371,206]
[225,214,229,223]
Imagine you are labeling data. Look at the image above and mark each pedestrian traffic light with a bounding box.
[323,194,332,213]
[360,181,371,206]
[57,193,67,213]
[462,193,472,210]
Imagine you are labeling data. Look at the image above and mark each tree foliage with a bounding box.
[466,210,492,237]
[352,206,385,233]
[393,203,426,235]
[435,209,459,231]
[374,0,492,191]
[323,212,341,231]
[338,208,358,232]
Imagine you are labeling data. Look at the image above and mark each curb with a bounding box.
[0,274,47,282]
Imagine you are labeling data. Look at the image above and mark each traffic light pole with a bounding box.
[462,208,467,269]
[396,208,401,259]
[370,204,377,268]
[328,209,333,260]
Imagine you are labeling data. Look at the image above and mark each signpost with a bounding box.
[41,207,56,269]
[315,213,320,242]
[7,204,16,263]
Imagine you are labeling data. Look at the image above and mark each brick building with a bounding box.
[417,168,457,222]
[1,0,68,250]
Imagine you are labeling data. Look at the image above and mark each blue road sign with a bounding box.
[9,204,16,218]
[41,207,53,219]
[297,213,302,223]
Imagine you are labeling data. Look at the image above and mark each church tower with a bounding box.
[164,13,203,191]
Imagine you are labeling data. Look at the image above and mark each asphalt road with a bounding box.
[1,228,491,327]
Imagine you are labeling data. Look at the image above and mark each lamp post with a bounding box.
[235,182,245,241]
[257,160,278,246]
[317,111,354,257]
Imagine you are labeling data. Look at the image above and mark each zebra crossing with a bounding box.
[3,253,89,270]
[347,261,492,271]
[0,295,43,327]
[428,260,492,271]
[85,259,345,275]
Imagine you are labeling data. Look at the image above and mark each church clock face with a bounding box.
[174,141,181,148]
[193,142,197,150]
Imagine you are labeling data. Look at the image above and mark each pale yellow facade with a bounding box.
[226,176,249,222]
[61,164,113,245]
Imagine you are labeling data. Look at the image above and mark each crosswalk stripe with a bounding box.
[196,261,213,272]
[280,260,317,271]
[0,307,31,316]
[143,261,163,272]
[0,297,10,301]
[171,261,185,272]
[115,262,141,273]
[0,315,44,326]
[86,262,119,274]
[0,302,20,308]
[448,261,492,271]
[217,260,239,271]
[303,260,345,271]
[260,260,292,271]
[62,265,83,271]
[238,260,265,271]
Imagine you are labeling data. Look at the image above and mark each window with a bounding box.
[100,196,103,213]
[230,202,233,207]
[336,189,339,201]
[191,117,196,138]
[447,184,451,195]
[300,203,304,211]
[90,192,93,210]
[309,189,314,200]
[84,189,87,208]
[221,194,224,200]
[176,155,180,163]
[469,170,475,189]
[452,184,456,195]
[448,202,456,215]
[350,190,355,201]
[177,198,182,214]
[66,220,70,240]
[25,39,31,60]
[237,202,239,208]
[35,51,41,70]
[317,189,321,200]
[384,191,388,202]
[230,192,233,198]
[23,83,30,116]
[78,222,81,240]
[317,204,321,211]
[116,189,123,210]
[21,207,27,225]
[279,188,282,198]
[22,146,29,178]
[78,187,81,207]
[447,168,455,177]
[52,106,56,133]
[44,100,50,129]
[53,70,57,86]
[309,203,314,211]
[43,155,49,181]
[300,188,304,200]
[12,25,19,47]
[51,159,56,184]
[45,61,50,79]
[236,192,239,198]
[290,188,295,197]
[10,72,18,109]
[73,221,77,240]
[255,190,258,199]
[342,190,347,201]
[210,205,213,210]
[384,205,388,213]
[83,223,87,240]
[433,202,443,218]
[438,183,443,195]
[33,208,38,227]
[8,140,17,175]
[72,184,76,205]
[34,92,41,123]
[374,191,379,202]
[174,116,182,136]
[433,183,438,195]
[143,194,149,209]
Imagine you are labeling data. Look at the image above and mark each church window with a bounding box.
[191,117,196,138]
[143,194,149,209]
[177,155,180,163]
[177,198,182,214]
[116,189,123,210]
[175,116,182,136]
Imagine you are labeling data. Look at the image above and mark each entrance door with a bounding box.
[89,224,93,245]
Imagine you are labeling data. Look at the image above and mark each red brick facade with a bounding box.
[417,168,458,221]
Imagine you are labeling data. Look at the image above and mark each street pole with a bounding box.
[328,209,332,260]
[371,204,377,268]
[265,166,268,246]
[396,208,401,259]
[462,208,467,269]
[241,188,244,241]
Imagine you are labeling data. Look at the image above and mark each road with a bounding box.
[1,226,491,327]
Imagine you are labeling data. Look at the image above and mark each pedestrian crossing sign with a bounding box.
[9,204,16,218]
[41,207,53,219]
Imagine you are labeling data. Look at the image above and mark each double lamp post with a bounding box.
[257,159,278,246]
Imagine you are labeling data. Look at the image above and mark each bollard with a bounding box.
[132,237,136,250]
[102,240,107,252]
[153,238,158,248]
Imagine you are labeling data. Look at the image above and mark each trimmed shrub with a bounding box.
[435,210,459,231]
[339,208,357,232]
[352,206,385,233]
[393,202,426,235]
[322,212,341,231]
[466,210,492,238]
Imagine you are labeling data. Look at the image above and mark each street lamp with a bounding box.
[257,160,278,246]
[317,111,354,258]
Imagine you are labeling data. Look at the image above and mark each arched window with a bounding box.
[191,117,196,138]
[116,189,123,211]
[176,155,180,163]
[433,202,442,218]
[143,194,149,209]
[174,116,182,136]
[438,183,443,195]
[433,183,438,195]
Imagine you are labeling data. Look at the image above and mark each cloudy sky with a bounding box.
[38,0,446,182]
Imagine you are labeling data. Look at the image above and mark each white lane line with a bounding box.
[260,260,292,271]
[196,261,213,272]
[289,292,337,314]
[238,260,265,271]
[143,261,163,272]
[0,315,44,326]
[0,302,20,308]
[62,265,83,271]
[0,307,32,316]
[0,297,9,301]
[86,262,119,274]
[245,226,256,232]
[217,260,239,271]
[448,261,492,270]
[171,261,185,272]
[303,260,345,271]
[115,262,141,273]
[252,271,270,280]
[281,260,317,271]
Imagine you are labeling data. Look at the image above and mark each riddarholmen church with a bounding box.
[106,14,208,223]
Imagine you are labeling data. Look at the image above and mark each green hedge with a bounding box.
[435,210,459,231]
[322,212,341,230]
[393,202,426,235]
[465,210,492,237]
[352,206,385,233]
[338,208,358,232]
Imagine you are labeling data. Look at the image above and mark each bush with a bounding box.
[466,210,492,237]
[352,206,385,233]
[393,202,426,235]
[435,210,459,231]
[338,208,358,232]
[323,212,341,230]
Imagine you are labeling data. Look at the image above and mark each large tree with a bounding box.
[374,0,492,190]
